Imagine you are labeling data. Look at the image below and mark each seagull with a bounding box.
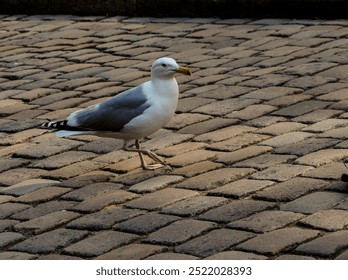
[42,57,192,170]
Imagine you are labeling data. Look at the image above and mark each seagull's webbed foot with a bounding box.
[122,140,171,170]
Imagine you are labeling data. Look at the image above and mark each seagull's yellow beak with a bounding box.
[176,66,192,76]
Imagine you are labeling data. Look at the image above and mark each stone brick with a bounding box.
[234,154,296,170]
[280,191,348,214]
[67,207,144,230]
[227,104,277,120]
[161,196,228,217]
[295,230,348,258]
[0,232,25,248]
[228,210,305,233]
[114,213,180,234]
[166,113,211,130]
[295,149,348,166]
[250,164,313,182]
[129,175,184,193]
[259,132,314,148]
[14,211,81,234]
[157,142,207,157]
[254,177,328,202]
[205,250,268,260]
[199,200,275,223]
[273,100,331,117]
[209,179,275,198]
[125,188,198,211]
[12,200,78,221]
[299,209,348,231]
[0,158,30,173]
[146,253,199,260]
[64,231,138,257]
[215,145,273,165]
[96,244,166,260]
[171,161,224,177]
[274,138,340,156]
[175,229,255,258]
[72,190,139,213]
[303,162,348,180]
[237,227,320,256]
[0,251,36,260]
[210,133,269,152]
[257,122,307,135]
[32,151,97,169]
[194,125,256,143]
[178,118,238,135]
[145,220,216,245]
[0,179,61,196]
[14,187,71,204]
[166,150,220,167]
[11,228,89,254]
[336,249,348,260]
[303,118,348,132]
[0,203,31,219]
[176,168,255,191]
[47,161,107,179]
[193,98,258,116]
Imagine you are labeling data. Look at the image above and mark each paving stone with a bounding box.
[254,177,329,202]
[0,251,36,260]
[194,125,256,143]
[47,161,107,179]
[14,211,81,234]
[299,209,348,231]
[11,228,89,254]
[175,229,255,258]
[0,179,61,196]
[274,254,316,260]
[166,149,220,167]
[259,132,314,148]
[215,145,273,165]
[129,175,183,193]
[303,118,348,132]
[336,249,348,260]
[303,162,348,180]
[0,232,25,248]
[64,231,138,257]
[234,153,296,170]
[295,230,348,258]
[205,250,268,260]
[72,190,139,213]
[145,219,216,245]
[209,179,275,198]
[210,133,269,152]
[125,188,198,211]
[114,213,180,234]
[96,244,166,260]
[13,186,71,204]
[157,142,208,157]
[0,158,30,173]
[67,207,144,230]
[280,191,348,214]
[228,210,305,233]
[257,122,307,136]
[237,227,320,256]
[178,117,238,135]
[274,138,340,156]
[12,200,78,221]
[31,151,97,169]
[250,164,313,182]
[0,202,32,219]
[199,200,275,223]
[176,168,255,191]
[161,196,228,217]
[146,252,199,260]
[295,149,348,166]
[171,161,224,177]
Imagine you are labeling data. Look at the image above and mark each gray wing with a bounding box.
[67,84,150,132]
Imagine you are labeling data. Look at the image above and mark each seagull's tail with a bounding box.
[41,120,91,138]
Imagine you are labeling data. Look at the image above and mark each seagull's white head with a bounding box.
[151,57,191,80]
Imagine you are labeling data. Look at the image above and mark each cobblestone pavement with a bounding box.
[0,15,348,260]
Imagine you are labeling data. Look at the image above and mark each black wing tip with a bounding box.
[41,120,69,130]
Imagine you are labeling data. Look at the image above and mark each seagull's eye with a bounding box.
[161,64,167,68]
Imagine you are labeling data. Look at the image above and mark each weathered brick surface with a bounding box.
[1,16,348,260]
